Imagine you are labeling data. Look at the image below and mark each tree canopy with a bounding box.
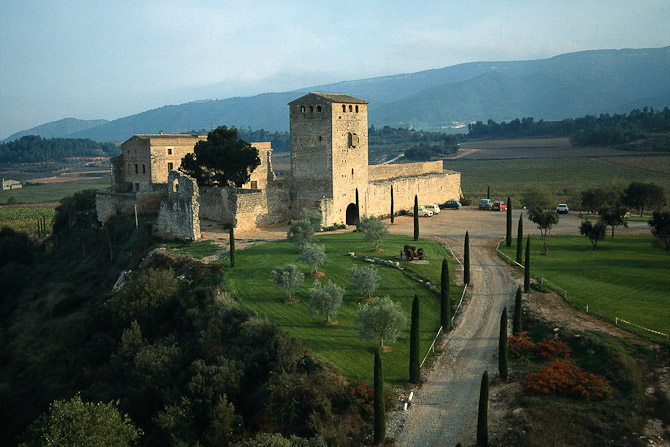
[349,264,381,301]
[307,280,344,323]
[649,211,670,252]
[180,126,260,187]
[580,220,607,250]
[354,296,407,347]
[527,209,559,255]
[623,182,666,216]
[356,216,388,250]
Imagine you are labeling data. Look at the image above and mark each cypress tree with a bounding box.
[413,195,419,241]
[524,236,530,293]
[229,225,236,268]
[487,185,490,199]
[506,196,512,247]
[516,214,523,264]
[464,231,470,285]
[355,188,360,222]
[409,294,420,383]
[440,258,450,329]
[477,371,489,447]
[513,286,523,335]
[374,348,385,445]
[499,307,508,380]
[390,185,394,224]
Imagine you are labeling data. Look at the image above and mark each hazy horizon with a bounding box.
[1,0,669,140]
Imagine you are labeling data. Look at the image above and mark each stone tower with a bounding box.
[288,92,369,226]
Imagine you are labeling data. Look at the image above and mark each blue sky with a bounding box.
[1,0,669,139]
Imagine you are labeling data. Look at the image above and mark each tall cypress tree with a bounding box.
[409,294,420,383]
[524,236,531,293]
[506,196,512,247]
[374,348,385,445]
[499,307,508,380]
[390,185,394,224]
[513,286,523,335]
[516,214,524,264]
[413,195,419,241]
[355,188,360,222]
[487,185,490,199]
[229,225,236,268]
[477,371,489,447]
[464,231,470,285]
[440,258,450,329]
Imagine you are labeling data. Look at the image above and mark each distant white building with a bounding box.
[1,179,22,190]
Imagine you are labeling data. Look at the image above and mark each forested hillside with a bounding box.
[0,135,119,163]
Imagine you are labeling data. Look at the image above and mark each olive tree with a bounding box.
[527,209,559,255]
[349,264,381,301]
[272,264,304,301]
[354,296,407,348]
[579,220,607,250]
[287,219,314,251]
[356,216,388,250]
[297,244,326,276]
[648,211,670,252]
[599,206,628,238]
[307,280,344,323]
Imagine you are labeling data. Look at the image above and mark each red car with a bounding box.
[492,201,507,211]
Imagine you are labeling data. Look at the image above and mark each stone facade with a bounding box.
[95,92,462,239]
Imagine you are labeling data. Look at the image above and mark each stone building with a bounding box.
[96,92,461,239]
[1,179,22,190]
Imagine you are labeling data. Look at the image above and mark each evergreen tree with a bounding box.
[506,196,512,247]
[516,214,523,264]
[229,225,236,268]
[513,286,522,335]
[374,349,385,445]
[487,185,490,199]
[409,294,420,383]
[499,307,508,380]
[477,371,489,447]
[524,236,530,293]
[464,231,470,285]
[440,258,450,329]
[390,185,395,224]
[413,195,419,241]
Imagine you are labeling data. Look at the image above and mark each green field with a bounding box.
[0,178,109,204]
[444,156,670,208]
[0,207,55,235]
[499,235,670,342]
[227,233,461,382]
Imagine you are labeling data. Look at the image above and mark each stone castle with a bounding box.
[96,92,461,239]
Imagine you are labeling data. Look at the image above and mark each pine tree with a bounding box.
[513,286,522,335]
[464,231,470,285]
[409,294,420,383]
[499,307,508,380]
[477,371,489,447]
[516,214,523,264]
[524,236,530,293]
[440,258,451,329]
[390,185,394,224]
[506,196,512,247]
[374,348,385,445]
[413,195,419,241]
[229,225,236,267]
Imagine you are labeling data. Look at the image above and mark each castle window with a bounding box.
[250,181,258,189]
[127,163,130,172]
[349,105,353,112]
[168,162,174,171]
[316,105,322,112]
[318,135,322,142]
[352,168,354,176]
[142,164,146,174]
[342,105,346,112]
[134,164,138,174]
[355,105,359,113]
[301,106,305,113]
[167,148,172,155]
[309,106,314,113]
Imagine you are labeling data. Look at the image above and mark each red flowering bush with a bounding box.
[536,339,570,359]
[525,358,611,400]
[508,332,535,357]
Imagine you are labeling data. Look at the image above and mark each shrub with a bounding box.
[536,339,570,359]
[508,332,535,358]
[525,358,612,400]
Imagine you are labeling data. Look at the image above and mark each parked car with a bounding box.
[423,204,440,214]
[556,204,569,214]
[492,201,507,211]
[443,200,462,209]
[414,206,433,217]
[479,199,493,210]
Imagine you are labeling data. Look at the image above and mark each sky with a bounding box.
[1,0,669,140]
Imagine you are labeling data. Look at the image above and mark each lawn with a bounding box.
[226,232,461,382]
[0,178,110,204]
[499,235,670,342]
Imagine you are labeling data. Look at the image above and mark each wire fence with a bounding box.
[616,318,669,342]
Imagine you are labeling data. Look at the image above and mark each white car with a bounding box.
[410,206,434,217]
[556,204,569,214]
[423,204,440,214]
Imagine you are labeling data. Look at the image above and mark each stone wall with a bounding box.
[153,172,201,240]
[95,190,166,223]
[368,161,444,181]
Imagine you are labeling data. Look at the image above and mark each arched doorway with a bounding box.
[345,203,357,225]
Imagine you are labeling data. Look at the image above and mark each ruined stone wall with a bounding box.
[154,172,201,240]
[368,161,444,181]
[95,190,166,223]
[364,171,462,218]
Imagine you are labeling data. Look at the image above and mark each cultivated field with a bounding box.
[0,178,109,204]
[0,207,55,235]
[226,233,461,382]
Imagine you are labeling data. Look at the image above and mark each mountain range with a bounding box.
[4,46,669,143]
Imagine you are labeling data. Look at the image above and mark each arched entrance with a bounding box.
[345,203,358,225]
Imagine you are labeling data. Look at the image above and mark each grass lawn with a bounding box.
[0,178,110,204]
[226,232,461,382]
[500,235,670,343]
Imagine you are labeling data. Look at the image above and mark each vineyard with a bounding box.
[0,207,55,236]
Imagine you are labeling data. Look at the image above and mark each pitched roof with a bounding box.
[288,92,368,105]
